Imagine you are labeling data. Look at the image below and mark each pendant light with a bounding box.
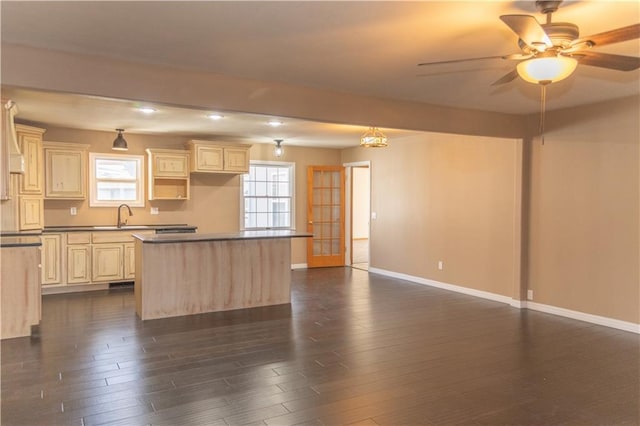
[274,139,284,157]
[112,129,128,151]
[360,127,388,148]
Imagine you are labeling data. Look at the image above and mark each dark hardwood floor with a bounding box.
[1,267,638,425]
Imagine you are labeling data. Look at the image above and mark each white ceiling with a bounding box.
[1,1,639,147]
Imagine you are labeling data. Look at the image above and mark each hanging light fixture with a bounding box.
[273,139,284,157]
[516,52,578,84]
[112,129,128,151]
[360,127,388,148]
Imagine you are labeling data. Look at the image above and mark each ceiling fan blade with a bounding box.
[500,15,552,49]
[503,53,534,60]
[570,51,640,71]
[571,23,640,49]
[491,69,519,86]
[417,55,504,67]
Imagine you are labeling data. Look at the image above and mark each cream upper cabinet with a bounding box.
[18,196,44,230]
[146,149,190,200]
[41,234,62,285]
[16,125,45,195]
[43,142,89,199]
[187,141,251,174]
[192,144,224,172]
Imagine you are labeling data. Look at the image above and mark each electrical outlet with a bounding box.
[70,207,77,216]
[371,212,377,220]
[150,207,159,215]
[438,260,443,270]
[527,289,534,300]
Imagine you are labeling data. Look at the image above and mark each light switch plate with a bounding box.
[150,207,159,215]
[70,207,77,216]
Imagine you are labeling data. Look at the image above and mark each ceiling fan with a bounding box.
[417,1,640,141]
[418,0,640,86]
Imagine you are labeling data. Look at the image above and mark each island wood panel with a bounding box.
[1,246,41,339]
[135,238,291,320]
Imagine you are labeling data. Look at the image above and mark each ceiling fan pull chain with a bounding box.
[539,82,549,145]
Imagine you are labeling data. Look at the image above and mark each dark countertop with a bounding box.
[43,224,196,233]
[133,229,312,244]
[1,236,42,248]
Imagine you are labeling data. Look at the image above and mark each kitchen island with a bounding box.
[132,230,311,320]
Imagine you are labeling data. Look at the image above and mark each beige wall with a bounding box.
[352,167,370,239]
[37,126,341,264]
[526,96,639,323]
[342,133,522,298]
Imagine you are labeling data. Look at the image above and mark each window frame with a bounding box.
[89,152,145,207]
[241,160,296,231]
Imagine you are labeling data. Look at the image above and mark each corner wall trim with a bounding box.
[368,267,640,335]
[291,263,308,270]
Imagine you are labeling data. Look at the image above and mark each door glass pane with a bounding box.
[332,188,341,204]
[332,240,340,255]
[322,240,331,255]
[313,171,322,187]
[313,240,322,255]
[331,171,341,188]
[321,189,331,203]
[322,172,331,187]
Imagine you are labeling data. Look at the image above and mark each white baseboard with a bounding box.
[291,263,307,270]
[368,267,513,305]
[368,267,639,335]
[523,301,640,334]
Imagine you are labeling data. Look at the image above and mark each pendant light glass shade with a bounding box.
[274,139,284,157]
[112,129,128,151]
[360,127,388,148]
[516,53,578,84]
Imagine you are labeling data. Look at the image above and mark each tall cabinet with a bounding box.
[8,124,46,231]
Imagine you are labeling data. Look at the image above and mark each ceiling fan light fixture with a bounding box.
[360,127,388,148]
[112,128,128,151]
[516,54,578,84]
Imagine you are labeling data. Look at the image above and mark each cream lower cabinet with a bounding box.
[124,243,135,280]
[67,245,91,284]
[41,234,62,285]
[42,230,137,293]
[92,244,124,282]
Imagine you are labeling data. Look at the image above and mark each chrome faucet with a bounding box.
[117,204,133,228]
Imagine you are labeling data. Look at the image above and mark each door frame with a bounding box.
[343,161,371,267]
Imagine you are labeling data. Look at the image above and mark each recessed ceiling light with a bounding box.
[268,120,283,127]
[208,113,224,120]
[138,107,156,114]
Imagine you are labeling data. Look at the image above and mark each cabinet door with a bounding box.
[45,149,86,199]
[195,145,224,172]
[124,243,135,280]
[41,234,61,285]
[19,196,44,230]
[92,244,124,282]
[154,154,189,177]
[67,245,91,283]
[223,147,250,173]
[19,134,43,194]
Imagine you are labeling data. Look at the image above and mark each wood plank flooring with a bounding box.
[1,267,638,425]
